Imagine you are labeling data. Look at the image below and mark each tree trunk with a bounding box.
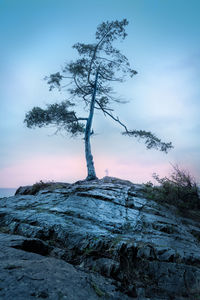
[84,70,99,180]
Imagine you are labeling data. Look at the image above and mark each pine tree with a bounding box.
[24,19,173,180]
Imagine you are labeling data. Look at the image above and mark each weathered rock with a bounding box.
[15,182,70,196]
[0,233,130,300]
[1,176,200,299]
[15,185,36,195]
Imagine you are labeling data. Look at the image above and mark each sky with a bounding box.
[0,0,200,187]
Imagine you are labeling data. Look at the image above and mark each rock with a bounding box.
[0,233,130,300]
[15,185,36,195]
[0,176,200,299]
[15,182,70,196]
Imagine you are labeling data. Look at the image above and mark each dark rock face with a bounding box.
[1,176,200,299]
[0,233,128,300]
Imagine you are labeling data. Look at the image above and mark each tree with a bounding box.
[24,19,173,181]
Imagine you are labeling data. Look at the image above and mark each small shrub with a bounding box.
[144,165,200,210]
[31,180,54,195]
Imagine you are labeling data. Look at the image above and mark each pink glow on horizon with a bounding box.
[95,156,171,184]
[0,155,85,188]
[0,153,173,188]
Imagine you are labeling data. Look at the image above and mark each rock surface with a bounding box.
[0,233,129,300]
[1,176,200,299]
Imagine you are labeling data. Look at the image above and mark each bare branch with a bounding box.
[95,99,129,132]
[73,76,88,95]
[87,24,114,85]
[77,117,88,121]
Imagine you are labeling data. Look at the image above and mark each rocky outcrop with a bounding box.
[1,176,200,299]
[0,233,129,300]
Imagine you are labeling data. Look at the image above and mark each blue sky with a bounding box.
[0,0,200,187]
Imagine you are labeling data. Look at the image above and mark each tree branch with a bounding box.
[95,99,129,132]
[73,76,90,96]
[87,24,113,85]
[95,99,173,153]
[77,117,88,121]
[98,70,123,82]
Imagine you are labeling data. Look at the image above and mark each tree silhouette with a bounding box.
[24,19,173,180]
